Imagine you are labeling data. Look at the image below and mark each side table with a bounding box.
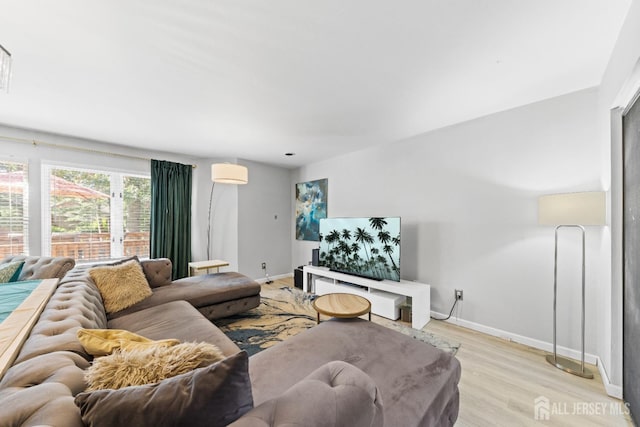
[313,293,372,323]
[188,259,229,276]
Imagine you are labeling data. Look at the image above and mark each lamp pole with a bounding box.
[546,224,593,379]
[206,181,215,260]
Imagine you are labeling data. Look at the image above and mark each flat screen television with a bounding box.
[319,217,400,282]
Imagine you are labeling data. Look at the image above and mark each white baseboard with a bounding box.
[430,310,598,365]
[255,272,293,284]
[596,357,623,399]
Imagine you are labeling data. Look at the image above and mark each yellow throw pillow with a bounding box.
[84,342,226,391]
[89,260,152,313]
[77,328,180,357]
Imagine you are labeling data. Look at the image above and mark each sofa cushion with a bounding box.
[140,258,173,288]
[75,350,253,427]
[0,351,90,394]
[89,260,152,314]
[107,300,241,356]
[0,351,90,427]
[14,279,108,364]
[230,361,383,427]
[85,341,225,391]
[171,272,261,304]
[0,260,24,283]
[77,328,180,357]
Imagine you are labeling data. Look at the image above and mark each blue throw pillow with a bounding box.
[9,262,24,282]
[0,261,24,284]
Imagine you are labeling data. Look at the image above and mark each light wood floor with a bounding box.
[425,320,633,426]
[274,277,634,426]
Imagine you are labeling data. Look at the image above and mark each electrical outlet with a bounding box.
[455,289,463,301]
[261,262,266,270]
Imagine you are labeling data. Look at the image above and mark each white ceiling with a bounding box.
[0,0,631,167]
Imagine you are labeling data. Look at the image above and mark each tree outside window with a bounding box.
[44,166,150,260]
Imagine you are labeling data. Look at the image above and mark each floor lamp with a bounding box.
[207,163,248,260]
[538,191,606,379]
[0,43,11,93]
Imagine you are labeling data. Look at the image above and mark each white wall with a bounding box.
[237,160,292,280]
[191,157,240,270]
[292,88,606,356]
[598,0,640,391]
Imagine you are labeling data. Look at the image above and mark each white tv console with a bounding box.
[302,266,430,329]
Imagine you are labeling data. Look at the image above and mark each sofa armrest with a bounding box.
[1,255,75,280]
[230,361,383,427]
[140,258,172,288]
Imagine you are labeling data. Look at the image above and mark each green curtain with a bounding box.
[150,159,192,279]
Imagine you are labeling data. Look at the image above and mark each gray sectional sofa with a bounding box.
[104,258,262,321]
[0,256,461,426]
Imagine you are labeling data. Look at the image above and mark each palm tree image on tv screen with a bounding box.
[319,217,400,282]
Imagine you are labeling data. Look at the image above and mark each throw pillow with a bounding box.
[89,260,152,313]
[9,261,23,282]
[75,350,253,427]
[0,261,24,283]
[77,328,180,357]
[84,341,226,391]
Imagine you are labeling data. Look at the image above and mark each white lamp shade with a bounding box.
[538,191,606,226]
[211,163,248,184]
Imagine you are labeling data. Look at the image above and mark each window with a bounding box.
[0,160,28,257]
[43,165,150,260]
[122,175,151,257]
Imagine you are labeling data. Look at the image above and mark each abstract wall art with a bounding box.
[295,178,327,241]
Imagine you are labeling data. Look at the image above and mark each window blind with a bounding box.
[0,161,28,257]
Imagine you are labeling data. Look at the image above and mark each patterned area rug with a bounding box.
[215,283,460,356]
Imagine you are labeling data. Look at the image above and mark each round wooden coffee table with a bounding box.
[312,293,372,323]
